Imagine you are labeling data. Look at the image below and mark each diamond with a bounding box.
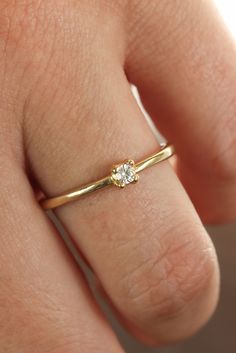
[111,160,138,187]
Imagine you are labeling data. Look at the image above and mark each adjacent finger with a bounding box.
[0,145,123,352]
[125,0,236,223]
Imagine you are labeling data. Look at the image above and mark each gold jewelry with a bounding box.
[40,143,175,210]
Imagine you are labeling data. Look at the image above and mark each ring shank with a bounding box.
[40,143,175,210]
[135,143,174,172]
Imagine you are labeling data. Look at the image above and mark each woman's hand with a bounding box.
[0,1,235,351]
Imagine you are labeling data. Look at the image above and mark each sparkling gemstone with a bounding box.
[112,162,137,187]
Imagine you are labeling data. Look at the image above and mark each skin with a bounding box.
[0,0,235,351]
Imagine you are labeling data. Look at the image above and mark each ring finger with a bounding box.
[22,1,219,345]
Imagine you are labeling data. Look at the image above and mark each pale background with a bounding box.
[107,2,236,352]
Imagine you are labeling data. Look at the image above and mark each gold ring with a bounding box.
[40,143,175,210]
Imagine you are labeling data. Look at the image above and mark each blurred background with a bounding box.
[106,2,236,352]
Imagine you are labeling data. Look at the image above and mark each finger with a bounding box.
[20,3,219,344]
[0,146,123,352]
[125,0,236,223]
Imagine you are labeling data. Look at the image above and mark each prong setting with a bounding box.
[133,174,139,183]
[127,159,135,166]
[111,160,138,188]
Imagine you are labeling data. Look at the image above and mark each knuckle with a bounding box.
[98,0,128,15]
[0,1,43,53]
[0,0,126,133]
[123,224,216,322]
[0,0,124,56]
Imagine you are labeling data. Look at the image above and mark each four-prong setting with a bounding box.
[111,160,139,188]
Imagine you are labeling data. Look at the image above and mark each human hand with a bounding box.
[0,1,235,352]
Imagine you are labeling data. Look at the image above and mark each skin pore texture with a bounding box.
[0,1,235,352]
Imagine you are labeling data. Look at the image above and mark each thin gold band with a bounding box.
[40,143,175,210]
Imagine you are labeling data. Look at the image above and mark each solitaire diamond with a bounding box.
[111,160,138,187]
